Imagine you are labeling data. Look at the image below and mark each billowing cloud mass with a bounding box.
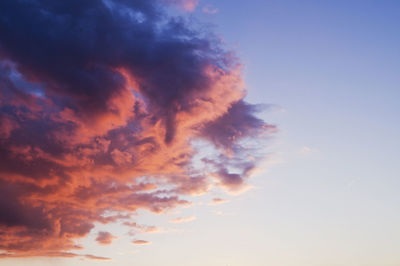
[0,0,276,259]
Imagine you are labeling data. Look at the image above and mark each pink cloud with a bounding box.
[202,5,218,14]
[0,0,275,259]
[132,240,151,245]
[209,198,229,205]
[164,0,199,12]
[95,231,117,245]
[169,216,196,223]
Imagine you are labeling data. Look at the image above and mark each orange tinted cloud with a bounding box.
[132,240,151,245]
[0,0,275,259]
[169,216,196,224]
[95,231,117,245]
[164,0,199,12]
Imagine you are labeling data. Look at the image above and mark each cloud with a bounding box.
[169,216,196,223]
[209,198,229,205]
[200,100,276,151]
[132,240,151,245]
[202,5,218,14]
[299,146,319,155]
[0,252,111,261]
[84,254,112,261]
[211,210,236,216]
[164,0,199,12]
[95,231,117,245]
[0,0,275,259]
[123,222,160,234]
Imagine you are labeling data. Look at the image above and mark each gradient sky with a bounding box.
[1,1,400,266]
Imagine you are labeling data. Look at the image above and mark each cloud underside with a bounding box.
[0,0,276,258]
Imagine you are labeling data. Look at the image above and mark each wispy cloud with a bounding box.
[132,240,151,245]
[84,254,112,261]
[169,216,196,223]
[209,198,229,205]
[164,0,198,12]
[212,210,236,216]
[298,146,320,156]
[202,4,218,14]
[0,252,111,261]
[124,222,160,234]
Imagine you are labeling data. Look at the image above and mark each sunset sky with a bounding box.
[1,1,400,266]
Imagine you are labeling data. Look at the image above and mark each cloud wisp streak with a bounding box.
[169,216,196,224]
[132,240,151,245]
[209,198,229,205]
[0,0,276,258]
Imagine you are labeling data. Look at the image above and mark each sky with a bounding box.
[1,1,400,266]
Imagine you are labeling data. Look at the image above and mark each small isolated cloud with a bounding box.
[300,146,312,153]
[202,5,218,14]
[169,216,196,223]
[142,226,160,233]
[132,240,151,245]
[95,231,117,245]
[212,210,236,216]
[209,198,229,205]
[84,254,112,261]
[299,146,320,155]
[123,222,160,234]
